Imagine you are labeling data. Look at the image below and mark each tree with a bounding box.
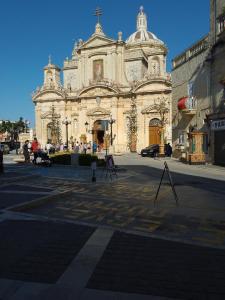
[48,105,61,145]
[154,97,170,155]
[0,118,27,141]
[127,96,137,152]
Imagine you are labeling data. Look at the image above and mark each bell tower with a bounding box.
[43,55,61,88]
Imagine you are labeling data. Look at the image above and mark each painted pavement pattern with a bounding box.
[19,176,225,248]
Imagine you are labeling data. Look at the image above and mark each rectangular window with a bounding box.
[188,81,193,98]
[178,132,185,145]
[217,14,225,34]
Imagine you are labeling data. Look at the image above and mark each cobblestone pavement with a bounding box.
[15,167,225,248]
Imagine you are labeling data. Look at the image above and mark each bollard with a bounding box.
[0,149,4,174]
[91,160,97,182]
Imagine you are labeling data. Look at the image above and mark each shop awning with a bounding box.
[177,97,188,110]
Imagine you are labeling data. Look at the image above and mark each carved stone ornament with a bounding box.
[141,104,160,114]
[86,106,110,117]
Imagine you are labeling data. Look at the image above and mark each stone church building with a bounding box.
[32,6,172,153]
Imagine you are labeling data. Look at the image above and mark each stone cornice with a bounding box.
[88,52,108,58]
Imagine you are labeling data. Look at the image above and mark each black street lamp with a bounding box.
[109,115,115,146]
[24,120,30,133]
[62,117,71,150]
[85,121,89,132]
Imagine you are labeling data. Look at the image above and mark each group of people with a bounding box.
[73,141,96,154]
[21,138,100,163]
[22,137,41,163]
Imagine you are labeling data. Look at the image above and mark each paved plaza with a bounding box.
[0,153,225,299]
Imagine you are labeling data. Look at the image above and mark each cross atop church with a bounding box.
[94,7,102,24]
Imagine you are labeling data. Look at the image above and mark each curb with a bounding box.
[7,189,74,212]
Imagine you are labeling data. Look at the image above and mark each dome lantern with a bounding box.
[136,6,147,31]
[126,6,163,45]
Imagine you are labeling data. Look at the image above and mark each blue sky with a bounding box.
[0,0,209,126]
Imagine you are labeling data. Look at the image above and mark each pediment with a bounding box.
[41,111,61,119]
[79,86,117,97]
[133,80,172,93]
[86,106,110,116]
[81,35,115,49]
[32,89,65,101]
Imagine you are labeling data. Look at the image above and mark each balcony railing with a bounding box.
[172,35,209,69]
[178,96,196,115]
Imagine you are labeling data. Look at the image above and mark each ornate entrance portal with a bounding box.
[149,118,161,145]
[93,120,108,148]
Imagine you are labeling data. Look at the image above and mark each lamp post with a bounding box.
[85,121,89,133]
[109,115,115,146]
[24,120,30,133]
[62,117,71,150]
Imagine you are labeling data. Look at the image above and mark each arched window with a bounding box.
[149,118,161,126]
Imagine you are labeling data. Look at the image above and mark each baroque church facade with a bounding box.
[32,7,172,153]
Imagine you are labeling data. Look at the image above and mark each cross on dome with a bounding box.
[137,5,147,31]
[126,6,163,45]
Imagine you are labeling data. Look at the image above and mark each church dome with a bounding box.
[126,6,163,44]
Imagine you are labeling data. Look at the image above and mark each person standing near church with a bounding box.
[23,140,30,163]
[31,137,40,164]
[165,143,172,157]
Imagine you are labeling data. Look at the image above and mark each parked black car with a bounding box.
[141,144,159,157]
